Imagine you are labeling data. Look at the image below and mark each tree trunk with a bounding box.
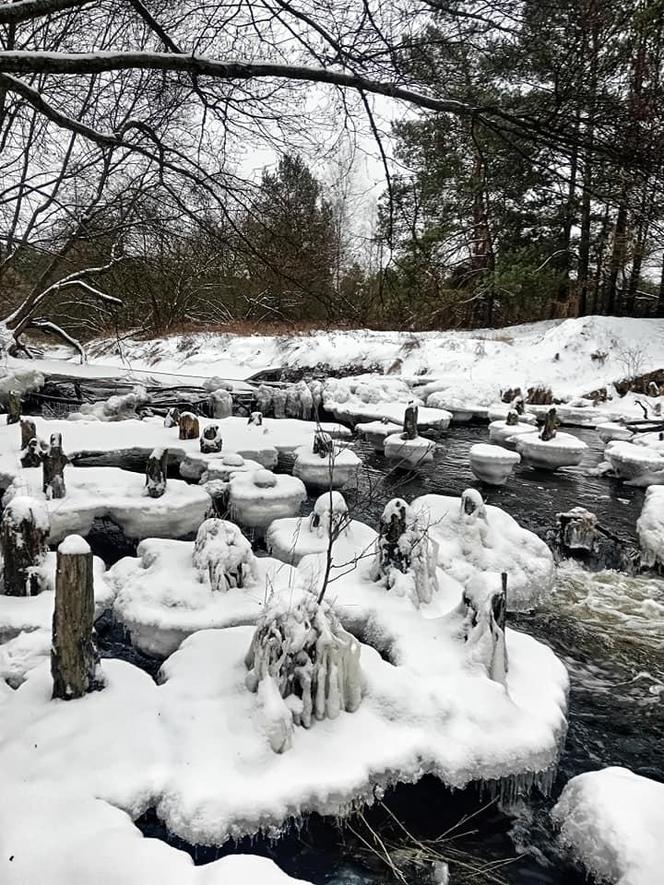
[42,433,68,498]
[402,403,418,439]
[657,254,664,318]
[51,537,101,700]
[6,390,21,424]
[178,412,200,440]
[1,497,49,596]
[145,447,168,498]
[604,199,629,315]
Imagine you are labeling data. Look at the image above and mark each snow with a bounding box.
[180,451,263,482]
[355,418,401,450]
[110,537,301,657]
[412,491,555,610]
[637,486,664,569]
[383,432,436,467]
[515,431,588,470]
[292,444,362,489]
[604,440,664,485]
[488,420,538,449]
[469,443,520,485]
[3,465,211,543]
[228,469,307,528]
[597,421,635,444]
[57,534,91,555]
[552,767,664,885]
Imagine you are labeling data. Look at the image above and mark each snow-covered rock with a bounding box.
[228,469,306,529]
[109,529,300,657]
[469,444,520,485]
[383,432,436,467]
[604,440,664,485]
[266,492,377,566]
[553,767,664,885]
[2,466,210,544]
[515,431,588,470]
[292,443,361,489]
[637,486,664,570]
[412,490,555,610]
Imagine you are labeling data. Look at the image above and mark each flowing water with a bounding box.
[96,424,664,884]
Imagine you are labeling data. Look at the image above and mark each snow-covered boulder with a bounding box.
[604,440,664,485]
[383,432,436,467]
[227,469,306,529]
[637,486,664,570]
[2,466,210,544]
[292,440,361,489]
[412,490,555,610]
[515,431,588,470]
[469,444,520,485]
[110,527,300,657]
[553,767,664,885]
[266,492,376,566]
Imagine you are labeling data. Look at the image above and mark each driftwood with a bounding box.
[0,497,49,596]
[402,403,418,440]
[51,537,101,700]
[6,390,21,424]
[42,433,68,499]
[179,412,200,440]
[200,424,223,454]
[145,447,168,498]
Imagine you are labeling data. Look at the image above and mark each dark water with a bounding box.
[95,423,663,885]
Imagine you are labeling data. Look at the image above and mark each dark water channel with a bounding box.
[94,424,663,885]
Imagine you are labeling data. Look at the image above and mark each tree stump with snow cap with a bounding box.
[200,424,222,454]
[462,573,508,684]
[1,496,50,596]
[51,535,102,700]
[20,417,37,450]
[505,409,520,427]
[193,518,255,592]
[313,430,334,457]
[512,395,525,415]
[539,407,559,441]
[164,407,180,428]
[145,447,168,498]
[402,403,418,440]
[179,412,200,440]
[21,437,46,468]
[245,597,362,753]
[42,433,68,499]
[208,389,233,419]
[248,411,263,426]
[6,390,21,425]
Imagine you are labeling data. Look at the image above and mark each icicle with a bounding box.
[192,518,255,591]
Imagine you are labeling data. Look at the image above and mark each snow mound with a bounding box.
[515,431,588,470]
[637,486,664,569]
[228,469,306,528]
[553,767,664,885]
[469,443,520,485]
[412,491,555,610]
[604,440,664,485]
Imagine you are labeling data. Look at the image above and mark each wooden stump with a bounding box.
[495,573,508,631]
[505,409,519,427]
[51,536,101,700]
[1,496,50,596]
[145,447,168,498]
[164,407,180,428]
[6,390,21,425]
[179,412,200,440]
[402,403,418,440]
[376,499,409,575]
[313,430,334,457]
[42,433,68,499]
[248,411,263,426]
[20,437,45,468]
[20,417,37,449]
[200,424,222,454]
[539,407,558,441]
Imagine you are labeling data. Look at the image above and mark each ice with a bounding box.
[604,440,664,485]
[266,492,377,566]
[109,532,301,656]
[355,418,401,450]
[412,490,555,610]
[637,486,664,570]
[324,377,451,430]
[0,365,44,401]
[425,391,489,423]
[58,534,91,555]
[488,419,538,449]
[3,466,210,543]
[228,469,307,528]
[292,443,362,489]
[515,431,588,470]
[180,451,263,482]
[596,421,635,444]
[70,385,149,421]
[383,432,436,467]
[469,443,520,485]
[552,767,664,885]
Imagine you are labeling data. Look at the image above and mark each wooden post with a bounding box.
[200,424,222,454]
[247,411,263,426]
[145,447,168,498]
[6,390,21,424]
[164,407,180,428]
[539,407,558,441]
[42,433,67,499]
[51,535,101,700]
[179,412,200,440]
[313,430,334,457]
[20,437,45,468]
[0,496,50,596]
[20,417,37,449]
[505,409,519,426]
[402,403,418,440]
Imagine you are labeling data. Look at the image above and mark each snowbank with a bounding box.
[637,486,664,569]
[553,767,664,885]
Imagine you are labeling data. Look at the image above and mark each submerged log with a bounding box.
[179,411,200,440]
[0,496,50,596]
[6,389,21,424]
[51,536,101,700]
[402,403,418,440]
[42,433,68,499]
[200,424,222,454]
[145,447,168,498]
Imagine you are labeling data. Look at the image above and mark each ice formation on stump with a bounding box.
[245,596,362,753]
[293,432,362,490]
[0,496,50,596]
[200,424,223,454]
[557,507,599,554]
[272,388,287,419]
[145,448,168,499]
[192,518,256,592]
[309,490,350,538]
[370,498,439,606]
[383,404,436,467]
[460,573,508,684]
[76,385,149,422]
[208,388,233,419]
[20,427,47,468]
[637,486,664,570]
